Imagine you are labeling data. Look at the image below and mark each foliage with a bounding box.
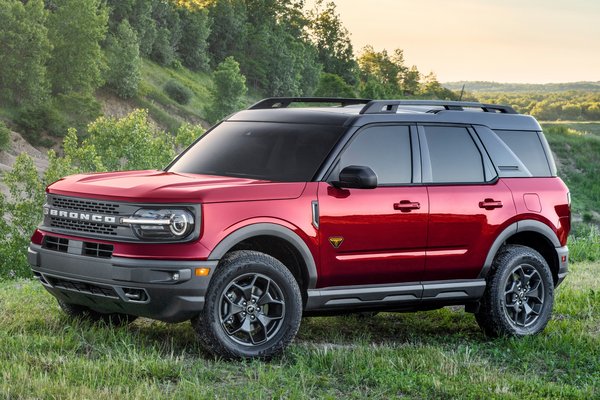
[104,20,142,99]
[206,0,247,66]
[206,57,247,123]
[164,80,193,105]
[0,109,203,279]
[0,0,51,105]
[15,102,67,143]
[177,8,211,71]
[314,73,356,98]
[357,46,406,98]
[419,72,458,100]
[308,0,357,85]
[171,0,216,10]
[473,91,600,121]
[46,0,109,96]
[0,260,598,397]
[0,120,11,151]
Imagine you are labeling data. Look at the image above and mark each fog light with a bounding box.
[195,268,210,277]
[172,272,180,281]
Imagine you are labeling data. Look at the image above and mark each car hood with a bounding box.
[47,170,307,203]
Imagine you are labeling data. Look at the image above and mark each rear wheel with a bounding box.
[58,300,137,326]
[475,245,554,337]
[192,250,302,360]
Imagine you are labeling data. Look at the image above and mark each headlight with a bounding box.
[123,209,195,240]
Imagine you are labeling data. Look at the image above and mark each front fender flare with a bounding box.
[207,223,318,289]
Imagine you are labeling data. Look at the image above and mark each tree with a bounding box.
[357,46,406,98]
[177,7,211,71]
[206,57,247,123]
[104,20,141,98]
[150,0,182,66]
[314,73,356,98]
[0,0,51,105]
[309,0,357,85]
[402,66,420,96]
[419,72,457,100]
[47,0,109,95]
[207,0,247,65]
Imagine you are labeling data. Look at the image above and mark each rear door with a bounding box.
[419,125,516,281]
[317,124,428,287]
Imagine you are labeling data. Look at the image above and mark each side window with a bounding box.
[337,125,412,185]
[495,130,551,176]
[423,126,485,183]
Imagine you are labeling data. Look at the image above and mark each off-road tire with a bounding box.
[192,250,302,360]
[475,245,554,337]
[58,300,137,326]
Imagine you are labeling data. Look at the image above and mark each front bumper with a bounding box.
[28,243,217,323]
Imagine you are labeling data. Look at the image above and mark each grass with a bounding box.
[543,124,600,216]
[0,262,598,399]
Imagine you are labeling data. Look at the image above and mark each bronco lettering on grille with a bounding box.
[43,206,118,224]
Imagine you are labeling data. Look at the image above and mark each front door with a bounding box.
[317,125,428,288]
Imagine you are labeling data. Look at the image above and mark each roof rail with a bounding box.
[359,100,517,115]
[248,97,372,110]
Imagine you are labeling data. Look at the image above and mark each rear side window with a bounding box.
[423,126,485,183]
[494,130,551,176]
[337,125,412,185]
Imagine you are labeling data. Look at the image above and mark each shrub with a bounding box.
[569,224,600,263]
[164,80,193,105]
[0,121,11,151]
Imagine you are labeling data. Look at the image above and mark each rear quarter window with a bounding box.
[494,130,552,176]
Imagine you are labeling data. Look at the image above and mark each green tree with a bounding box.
[357,46,406,98]
[47,0,109,95]
[104,20,141,98]
[177,7,211,71]
[206,57,247,123]
[0,0,51,105]
[402,66,420,96]
[419,72,457,100]
[150,0,181,66]
[309,0,357,85]
[0,120,11,151]
[207,0,247,65]
[314,73,356,98]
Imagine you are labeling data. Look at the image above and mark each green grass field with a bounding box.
[0,262,597,399]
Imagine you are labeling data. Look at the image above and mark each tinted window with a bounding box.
[168,122,345,181]
[424,126,484,183]
[495,130,551,176]
[338,125,412,185]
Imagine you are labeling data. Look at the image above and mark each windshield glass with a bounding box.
[168,121,346,181]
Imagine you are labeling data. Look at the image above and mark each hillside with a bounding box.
[443,81,600,93]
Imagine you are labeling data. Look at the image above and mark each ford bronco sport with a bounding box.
[28,98,570,359]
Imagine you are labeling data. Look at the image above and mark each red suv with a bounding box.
[29,98,570,359]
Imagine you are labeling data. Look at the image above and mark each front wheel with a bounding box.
[192,251,302,360]
[475,245,554,337]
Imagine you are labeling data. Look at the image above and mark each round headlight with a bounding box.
[170,212,192,236]
[125,208,195,240]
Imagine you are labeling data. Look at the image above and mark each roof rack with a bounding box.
[359,100,517,115]
[248,97,372,110]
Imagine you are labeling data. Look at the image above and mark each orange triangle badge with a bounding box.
[328,236,344,249]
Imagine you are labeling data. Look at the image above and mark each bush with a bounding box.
[0,109,205,280]
[164,80,193,105]
[206,56,247,123]
[16,102,67,143]
[0,121,11,151]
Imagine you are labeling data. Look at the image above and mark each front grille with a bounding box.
[49,217,118,236]
[43,236,69,253]
[46,276,119,299]
[51,197,120,215]
[83,242,114,258]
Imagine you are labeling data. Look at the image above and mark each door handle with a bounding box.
[479,198,503,210]
[394,200,421,211]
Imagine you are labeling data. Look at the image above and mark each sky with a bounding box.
[305,0,600,83]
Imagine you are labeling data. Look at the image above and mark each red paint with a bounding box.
[42,169,570,287]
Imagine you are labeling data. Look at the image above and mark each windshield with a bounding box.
[168,121,346,181]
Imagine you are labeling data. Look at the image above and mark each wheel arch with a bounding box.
[208,223,318,292]
[480,220,561,284]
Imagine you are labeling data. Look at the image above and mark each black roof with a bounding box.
[227,98,541,131]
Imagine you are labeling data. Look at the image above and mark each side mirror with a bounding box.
[332,165,378,189]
